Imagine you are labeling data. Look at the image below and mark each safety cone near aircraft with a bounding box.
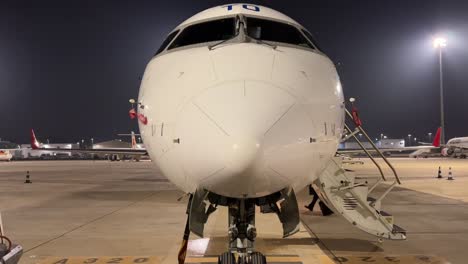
[24,171,32,184]
[447,167,454,180]
[437,166,443,179]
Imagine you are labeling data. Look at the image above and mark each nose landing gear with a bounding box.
[218,251,267,264]
[180,188,300,264]
[219,199,266,264]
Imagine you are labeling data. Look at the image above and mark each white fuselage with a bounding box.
[137,6,344,198]
[447,137,468,149]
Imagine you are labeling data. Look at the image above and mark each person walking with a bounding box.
[305,185,334,216]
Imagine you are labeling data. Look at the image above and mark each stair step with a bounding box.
[392,224,407,235]
[317,157,406,240]
[380,210,392,216]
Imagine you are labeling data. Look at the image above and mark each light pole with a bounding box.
[414,137,418,145]
[434,37,447,145]
[408,134,412,146]
[428,132,432,142]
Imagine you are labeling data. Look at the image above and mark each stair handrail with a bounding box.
[343,124,387,182]
[344,109,401,185]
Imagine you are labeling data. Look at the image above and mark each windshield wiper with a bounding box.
[208,34,238,50]
[248,37,277,50]
[208,15,241,50]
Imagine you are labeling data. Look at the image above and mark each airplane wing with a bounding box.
[30,129,147,156]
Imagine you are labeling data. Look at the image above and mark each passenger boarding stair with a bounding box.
[315,105,406,240]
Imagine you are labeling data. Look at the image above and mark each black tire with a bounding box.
[250,252,266,264]
[218,252,236,264]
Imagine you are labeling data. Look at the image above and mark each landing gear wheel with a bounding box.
[218,252,236,264]
[250,252,266,264]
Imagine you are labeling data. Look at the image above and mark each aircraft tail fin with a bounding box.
[30,129,41,149]
[433,127,441,147]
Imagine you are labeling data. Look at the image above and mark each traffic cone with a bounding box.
[24,171,32,184]
[447,167,454,180]
[437,166,443,179]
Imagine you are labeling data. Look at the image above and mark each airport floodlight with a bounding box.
[129,99,136,104]
[433,37,447,48]
[433,36,447,145]
[383,136,387,139]
[349,98,355,103]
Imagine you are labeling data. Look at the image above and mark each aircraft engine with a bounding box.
[441,148,451,156]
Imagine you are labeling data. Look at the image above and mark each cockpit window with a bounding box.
[168,18,236,50]
[155,30,179,55]
[246,17,314,49]
[301,29,321,51]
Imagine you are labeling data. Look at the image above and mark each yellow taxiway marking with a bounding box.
[38,255,302,264]
[185,257,218,263]
[185,256,302,263]
[319,254,449,264]
[38,256,161,264]
[37,254,449,264]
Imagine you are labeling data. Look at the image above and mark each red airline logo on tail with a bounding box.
[432,127,441,147]
[30,129,42,149]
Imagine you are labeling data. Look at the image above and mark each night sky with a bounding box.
[1,0,468,144]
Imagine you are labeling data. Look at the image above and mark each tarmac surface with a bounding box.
[0,158,467,264]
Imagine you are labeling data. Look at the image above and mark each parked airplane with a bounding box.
[0,150,13,161]
[0,141,19,161]
[340,125,467,159]
[442,137,468,158]
[31,129,147,159]
[339,127,442,157]
[89,132,145,161]
[401,128,468,159]
[135,4,405,264]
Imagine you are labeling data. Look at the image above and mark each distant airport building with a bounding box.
[378,139,405,149]
[93,139,131,149]
[339,138,405,150]
[20,143,78,159]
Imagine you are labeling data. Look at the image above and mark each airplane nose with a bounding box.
[192,80,296,137]
[175,80,297,198]
[224,136,261,175]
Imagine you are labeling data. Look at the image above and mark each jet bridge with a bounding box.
[315,105,406,240]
